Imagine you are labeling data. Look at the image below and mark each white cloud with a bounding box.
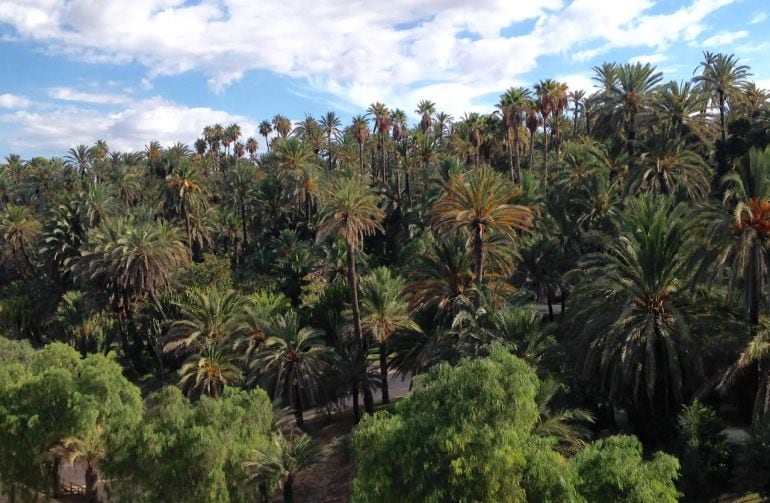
[701,30,748,46]
[48,87,131,105]
[0,97,257,154]
[750,11,767,24]
[0,0,738,115]
[629,53,668,65]
[0,93,30,109]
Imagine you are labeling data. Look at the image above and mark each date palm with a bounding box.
[251,312,329,426]
[0,204,41,276]
[51,426,106,502]
[245,137,259,160]
[534,79,558,180]
[367,102,391,180]
[694,51,751,144]
[360,267,419,403]
[654,80,710,141]
[272,114,292,140]
[568,195,702,438]
[317,176,383,344]
[64,144,93,177]
[498,87,531,182]
[164,288,246,354]
[259,120,273,152]
[430,166,532,308]
[225,163,260,249]
[351,115,369,175]
[416,99,436,134]
[570,89,586,136]
[319,111,342,170]
[163,162,206,252]
[178,342,242,399]
[244,431,322,503]
[624,128,710,200]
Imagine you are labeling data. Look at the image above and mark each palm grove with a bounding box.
[2,51,770,501]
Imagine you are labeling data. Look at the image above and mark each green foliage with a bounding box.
[174,253,234,290]
[352,346,544,502]
[572,435,680,503]
[106,385,273,503]
[733,418,770,495]
[675,401,731,501]
[0,340,142,498]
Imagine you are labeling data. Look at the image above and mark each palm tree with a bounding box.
[525,102,541,170]
[224,123,242,158]
[691,148,770,327]
[319,112,342,170]
[498,87,531,182]
[534,379,594,454]
[568,195,702,437]
[596,63,663,157]
[534,79,558,181]
[244,432,322,503]
[272,114,292,139]
[144,140,163,173]
[0,204,41,276]
[317,177,384,346]
[259,120,273,151]
[624,128,710,199]
[251,312,329,426]
[570,89,587,136]
[360,267,419,403]
[51,426,106,502]
[430,167,532,308]
[351,115,369,174]
[462,112,485,168]
[64,144,93,177]
[245,137,259,160]
[654,80,710,141]
[367,102,391,180]
[404,233,474,320]
[415,99,436,134]
[225,163,260,249]
[178,342,242,399]
[720,320,770,425]
[164,162,205,254]
[694,51,751,144]
[164,288,246,354]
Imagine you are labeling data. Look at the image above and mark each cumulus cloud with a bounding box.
[701,30,749,46]
[0,93,30,109]
[48,87,131,105]
[750,11,767,24]
[0,97,257,154]
[0,0,737,116]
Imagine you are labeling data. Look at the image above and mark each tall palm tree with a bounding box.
[319,112,342,170]
[525,102,541,170]
[415,99,436,135]
[360,267,419,403]
[244,432,322,503]
[225,163,260,249]
[64,144,94,177]
[245,137,259,160]
[534,79,558,181]
[693,51,751,144]
[272,114,292,139]
[654,80,710,141]
[351,115,369,175]
[164,162,206,254]
[367,102,391,180]
[252,312,329,426]
[317,177,384,348]
[259,120,273,152]
[224,123,242,158]
[498,87,532,182]
[570,89,587,136]
[568,195,702,437]
[462,112,485,168]
[430,166,532,308]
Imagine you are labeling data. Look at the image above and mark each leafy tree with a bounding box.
[572,435,680,503]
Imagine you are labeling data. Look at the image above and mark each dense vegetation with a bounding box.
[2,51,770,501]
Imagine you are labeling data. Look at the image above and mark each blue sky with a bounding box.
[0,0,768,157]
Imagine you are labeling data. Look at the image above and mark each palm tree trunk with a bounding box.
[528,130,535,170]
[85,465,98,503]
[473,227,484,309]
[546,286,554,322]
[513,125,522,183]
[328,133,333,170]
[283,474,295,503]
[405,170,412,206]
[719,90,727,145]
[507,129,514,181]
[293,382,304,427]
[346,239,365,347]
[240,196,248,249]
[359,143,364,175]
[752,362,768,426]
[352,383,360,423]
[542,121,549,186]
[573,107,579,136]
[380,342,389,404]
[363,386,374,414]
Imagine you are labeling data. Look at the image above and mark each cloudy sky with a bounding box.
[0,0,768,157]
